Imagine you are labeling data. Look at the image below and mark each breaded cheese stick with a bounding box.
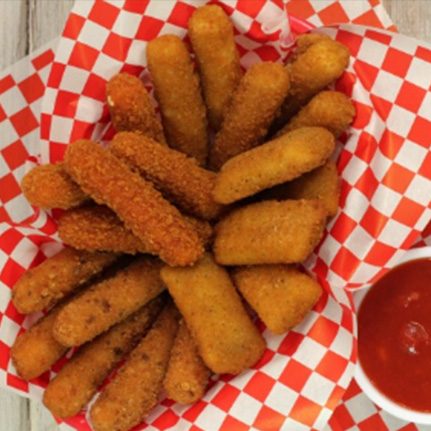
[64,139,203,267]
[106,73,165,144]
[213,127,335,204]
[163,319,210,404]
[43,297,164,418]
[90,304,179,431]
[161,254,265,375]
[21,163,87,209]
[275,91,355,138]
[12,248,117,314]
[214,199,327,265]
[11,305,68,380]
[110,132,223,220]
[233,265,322,334]
[147,35,208,164]
[188,4,242,130]
[209,62,290,169]
[53,257,165,347]
[58,205,213,254]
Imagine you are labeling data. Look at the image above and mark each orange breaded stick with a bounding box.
[188,4,242,130]
[164,319,210,404]
[53,257,165,347]
[213,127,335,204]
[214,199,327,265]
[110,132,223,220]
[147,35,208,164]
[106,73,165,144]
[90,304,179,431]
[233,265,322,334]
[63,139,204,267]
[209,62,290,170]
[11,305,68,380]
[21,163,87,209]
[161,253,265,375]
[12,248,118,314]
[43,297,164,418]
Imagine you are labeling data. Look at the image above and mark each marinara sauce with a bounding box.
[358,258,431,411]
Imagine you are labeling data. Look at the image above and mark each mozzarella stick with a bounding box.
[188,4,242,130]
[147,35,208,164]
[43,297,164,418]
[110,132,223,220]
[90,304,179,431]
[64,139,204,267]
[209,62,290,169]
[12,248,117,314]
[233,265,322,334]
[164,319,210,404]
[53,257,165,347]
[275,91,355,138]
[21,163,87,209]
[213,127,335,204]
[214,200,327,265]
[11,305,68,380]
[106,73,165,144]
[161,254,265,375]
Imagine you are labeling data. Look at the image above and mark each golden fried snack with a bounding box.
[214,199,327,265]
[43,297,164,418]
[11,305,68,380]
[163,319,210,404]
[261,161,340,217]
[21,163,87,209]
[110,132,222,220]
[275,91,355,138]
[64,139,203,267]
[213,127,335,204]
[12,248,117,314]
[106,73,165,144]
[188,4,242,130]
[58,205,213,254]
[161,253,265,375]
[294,33,330,55]
[209,62,290,170]
[53,257,165,347]
[90,304,179,431]
[147,35,208,164]
[233,265,322,334]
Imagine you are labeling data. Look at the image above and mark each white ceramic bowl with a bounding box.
[355,246,431,425]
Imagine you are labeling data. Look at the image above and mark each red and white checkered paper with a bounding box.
[0,1,431,430]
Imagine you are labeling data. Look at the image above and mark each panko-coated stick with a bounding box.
[90,304,179,431]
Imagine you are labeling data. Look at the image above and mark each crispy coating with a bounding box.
[293,33,330,56]
[261,161,341,217]
[63,139,204,267]
[21,163,87,209]
[53,257,165,347]
[110,132,223,220]
[163,319,210,404]
[147,35,208,164]
[233,265,322,334]
[188,4,242,130]
[12,248,117,314]
[275,91,355,138]
[43,297,164,418]
[106,73,165,144]
[214,199,327,265]
[209,62,290,170]
[213,127,335,204]
[11,305,68,380]
[90,304,179,431]
[161,253,265,375]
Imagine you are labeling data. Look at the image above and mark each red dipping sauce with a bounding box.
[358,258,431,412]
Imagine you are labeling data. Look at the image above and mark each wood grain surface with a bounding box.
[0,1,429,430]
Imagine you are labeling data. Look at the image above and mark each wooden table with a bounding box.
[0,0,429,429]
